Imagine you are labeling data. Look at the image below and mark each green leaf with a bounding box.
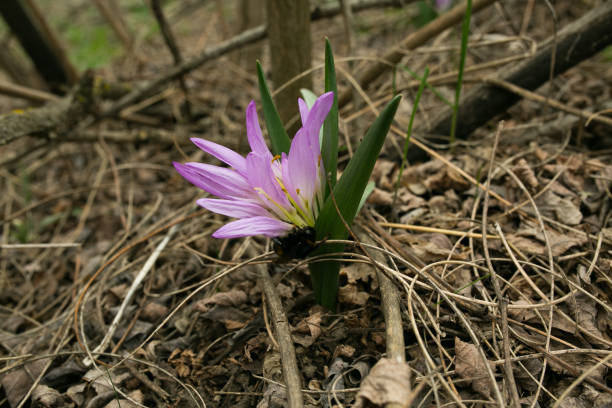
[402,65,451,107]
[394,67,429,202]
[358,181,376,214]
[321,39,338,197]
[316,95,401,240]
[256,61,291,155]
[310,95,402,309]
[450,0,472,149]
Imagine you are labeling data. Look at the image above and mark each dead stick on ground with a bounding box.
[355,226,405,363]
[354,226,407,408]
[248,247,303,408]
[414,1,612,161]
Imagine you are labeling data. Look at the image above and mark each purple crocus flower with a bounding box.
[174,92,334,239]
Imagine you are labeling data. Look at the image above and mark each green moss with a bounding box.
[65,25,120,70]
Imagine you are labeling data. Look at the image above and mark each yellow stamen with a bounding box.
[275,178,315,226]
[253,187,306,227]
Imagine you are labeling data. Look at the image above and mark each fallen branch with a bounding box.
[0,71,94,146]
[337,0,497,108]
[410,1,612,161]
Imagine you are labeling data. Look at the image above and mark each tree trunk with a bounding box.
[265,0,312,131]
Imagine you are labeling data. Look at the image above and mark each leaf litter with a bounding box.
[1,1,612,407]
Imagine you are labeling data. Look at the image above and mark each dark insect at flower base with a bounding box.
[272,226,319,261]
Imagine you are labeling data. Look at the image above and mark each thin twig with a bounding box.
[84,223,179,366]
[0,242,80,249]
[355,226,405,363]
[486,78,612,127]
[248,247,303,408]
[149,0,191,116]
[378,222,499,240]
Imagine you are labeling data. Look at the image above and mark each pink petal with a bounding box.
[245,153,289,208]
[304,92,334,132]
[212,216,292,238]
[190,138,246,175]
[287,129,316,200]
[197,198,270,219]
[246,101,270,156]
[281,152,302,213]
[174,162,252,199]
[302,92,334,155]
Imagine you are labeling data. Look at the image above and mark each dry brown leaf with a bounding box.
[31,384,61,407]
[401,160,444,186]
[103,390,143,408]
[455,337,495,398]
[200,305,250,330]
[502,234,545,256]
[338,284,369,306]
[367,188,393,206]
[554,197,583,225]
[66,383,86,406]
[512,304,575,334]
[293,306,324,347]
[513,357,542,392]
[108,283,129,300]
[548,344,606,380]
[354,358,412,408]
[508,300,538,322]
[1,359,48,408]
[571,293,610,346]
[446,267,474,297]
[194,289,248,311]
[140,302,168,322]
[403,233,466,263]
[555,397,589,408]
[548,179,575,196]
[83,368,130,395]
[371,159,396,190]
[341,263,376,287]
[513,158,539,189]
[510,226,587,256]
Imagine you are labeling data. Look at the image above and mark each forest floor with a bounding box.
[1,1,612,407]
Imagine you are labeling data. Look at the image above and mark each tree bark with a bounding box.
[0,0,78,90]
